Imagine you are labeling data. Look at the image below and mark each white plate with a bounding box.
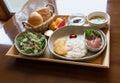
[48,26,107,61]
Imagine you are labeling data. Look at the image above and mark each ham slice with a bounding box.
[86,37,101,49]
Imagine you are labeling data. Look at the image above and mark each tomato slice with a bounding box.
[57,18,66,28]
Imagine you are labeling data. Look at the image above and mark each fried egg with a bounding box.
[65,35,87,58]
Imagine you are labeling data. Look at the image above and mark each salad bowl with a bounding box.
[15,30,47,56]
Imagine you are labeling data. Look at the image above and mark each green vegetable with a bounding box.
[16,31,46,54]
[84,29,100,37]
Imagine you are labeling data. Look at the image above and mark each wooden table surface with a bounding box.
[1,0,120,83]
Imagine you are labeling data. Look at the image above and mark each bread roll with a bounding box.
[28,11,43,26]
[36,7,51,22]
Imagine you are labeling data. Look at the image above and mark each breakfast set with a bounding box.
[6,3,110,68]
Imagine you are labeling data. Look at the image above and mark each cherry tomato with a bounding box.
[69,34,77,38]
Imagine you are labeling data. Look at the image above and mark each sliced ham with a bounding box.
[87,37,102,49]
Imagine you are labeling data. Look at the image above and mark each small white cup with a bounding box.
[68,13,86,26]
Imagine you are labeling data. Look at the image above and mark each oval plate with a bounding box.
[48,26,107,61]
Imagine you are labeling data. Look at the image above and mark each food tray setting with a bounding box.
[6,13,110,68]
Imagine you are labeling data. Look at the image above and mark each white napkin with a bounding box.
[15,0,48,31]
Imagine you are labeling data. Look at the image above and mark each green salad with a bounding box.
[16,31,46,54]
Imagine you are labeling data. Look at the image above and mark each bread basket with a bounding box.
[22,3,55,33]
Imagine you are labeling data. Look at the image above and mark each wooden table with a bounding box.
[1,0,120,82]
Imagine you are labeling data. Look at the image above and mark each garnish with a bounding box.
[85,29,100,37]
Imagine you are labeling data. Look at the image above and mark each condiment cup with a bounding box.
[68,13,86,26]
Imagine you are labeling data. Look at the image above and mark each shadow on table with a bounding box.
[4,58,111,82]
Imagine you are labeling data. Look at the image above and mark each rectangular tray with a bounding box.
[5,15,110,68]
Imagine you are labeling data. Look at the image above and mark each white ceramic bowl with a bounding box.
[48,26,107,61]
[68,15,86,26]
[85,30,105,52]
[87,11,110,28]
[15,30,47,56]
